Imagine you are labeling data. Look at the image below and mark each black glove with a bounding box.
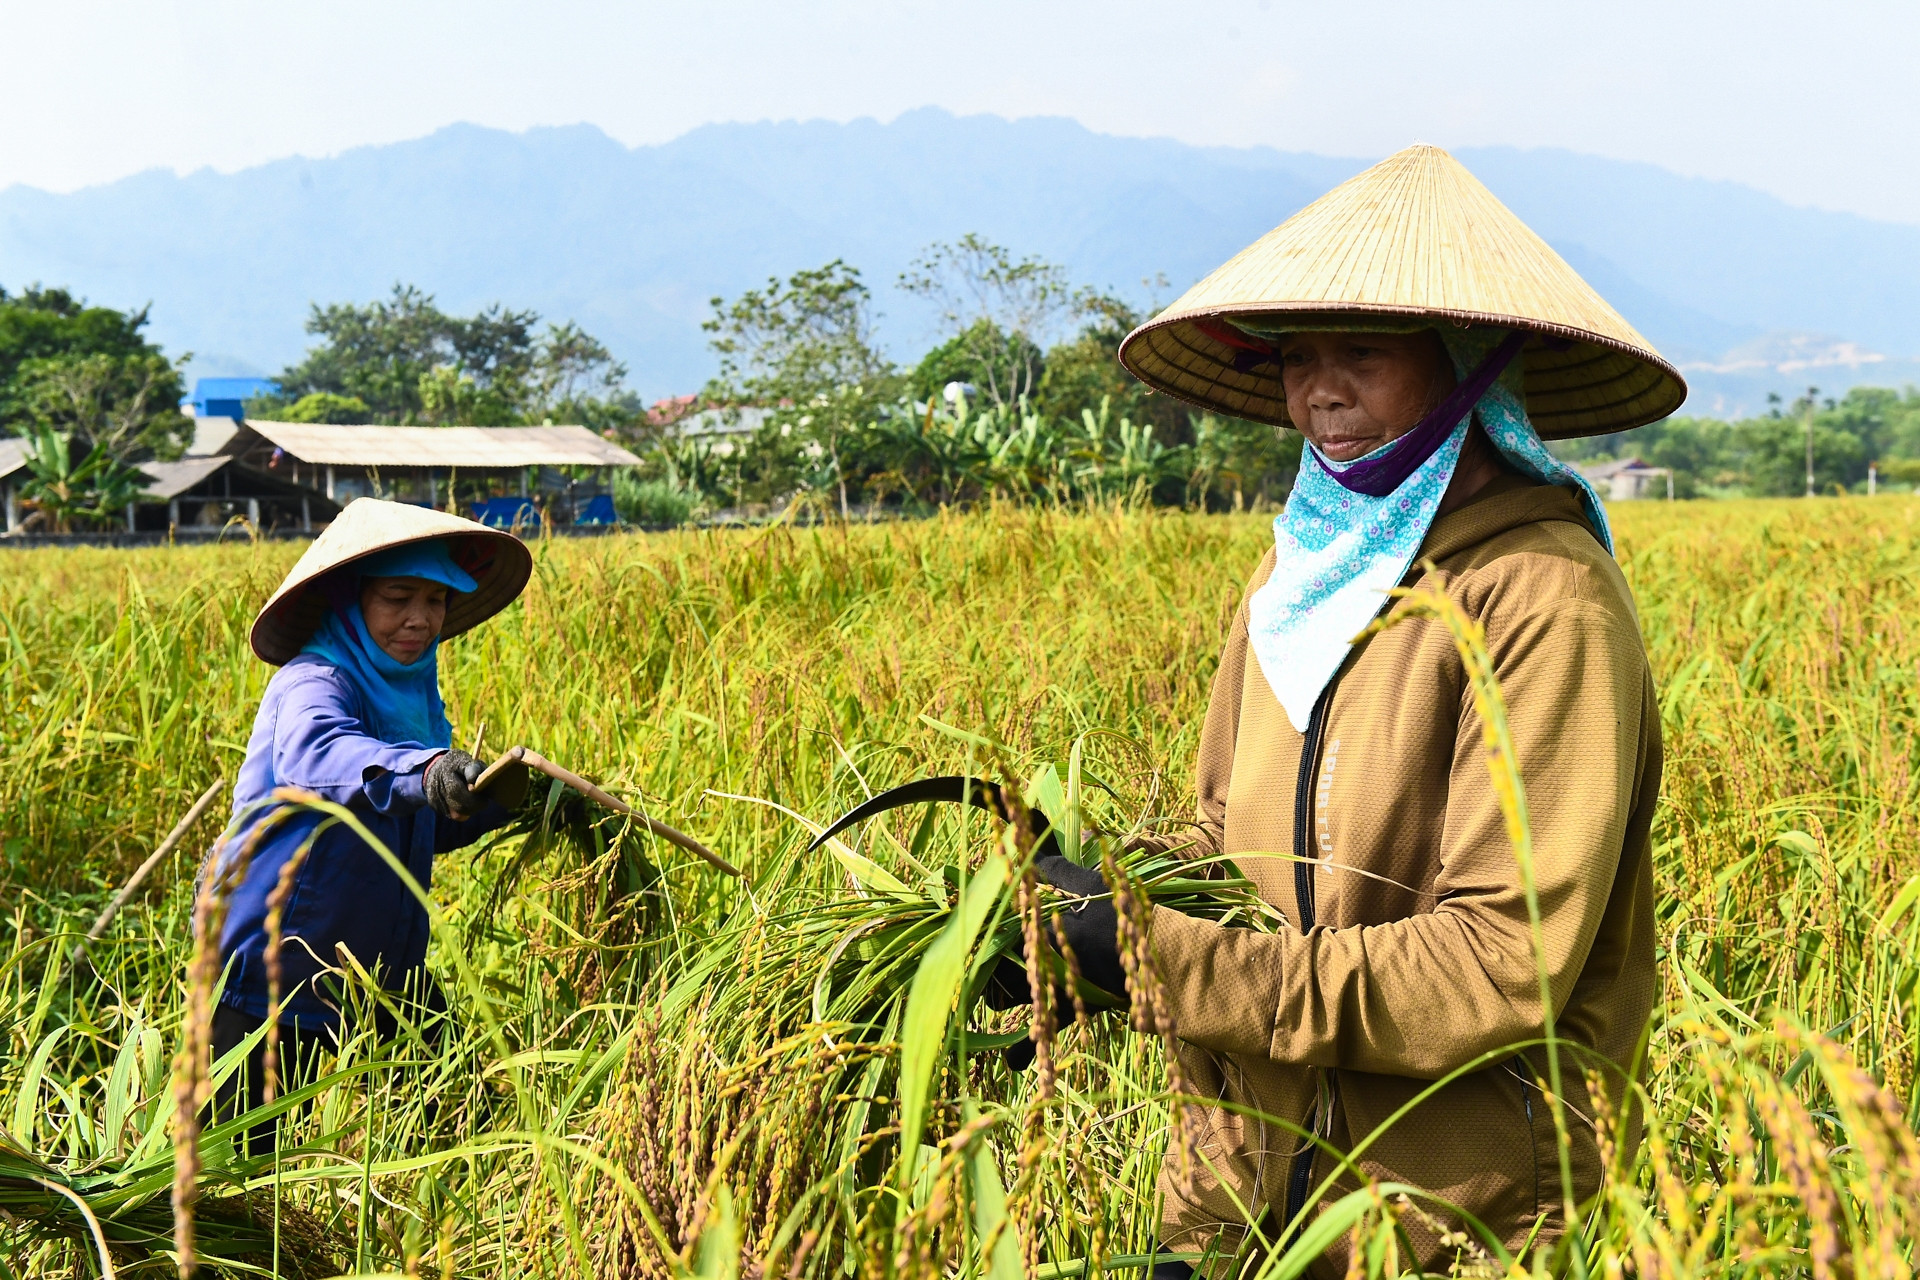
[423,750,484,819]
[981,854,1130,1072]
[982,854,1130,1012]
[1034,854,1128,1003]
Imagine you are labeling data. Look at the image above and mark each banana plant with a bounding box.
[14,423,146,533]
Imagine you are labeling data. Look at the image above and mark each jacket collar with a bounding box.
[1416,475,1601,566]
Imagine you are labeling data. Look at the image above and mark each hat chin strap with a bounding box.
[1318,330,1528,498]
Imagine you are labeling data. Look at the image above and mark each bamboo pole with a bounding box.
[474,746,740,878]
[72,777,227,965]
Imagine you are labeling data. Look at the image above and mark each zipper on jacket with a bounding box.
[1291,683,1334,933]
[1515,1055,1540,1217]
[1282,682,1337,1235]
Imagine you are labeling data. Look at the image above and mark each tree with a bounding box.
[703,261,897,515]
[0,286,189,461]
[14,351,191,462]
[277,284,628,426]
[270,392,374,424]
[706,261,891,402]
[899,235,1086,409]
[910,319,1045,406]
[277,285,454,420]
[417,366,515,426]
[13,422,146,533]
[528,321,628,418]
[1823,385,1920,466]
[1636,418,1733,497]
[1739,389,1864,495]
[1031,289,1194,440]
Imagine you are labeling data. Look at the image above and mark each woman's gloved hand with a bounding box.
[981,853,1130,1072]
[982,854,1130,1011]
[423,750,485,819]
[1034,854,1129,1002]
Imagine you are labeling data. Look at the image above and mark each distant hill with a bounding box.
[4,108,1916,417]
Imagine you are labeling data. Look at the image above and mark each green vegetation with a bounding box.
[1557,386,1920,496]
[15,251,1920,534]
[611,470,701,528]
[0,285,191,532]
[5,422,146,534]
[257,284,638,431]
[643,246,1295,519]
[0,286,188,455]
[2,499,1918,1275]
[190,245,1292,523]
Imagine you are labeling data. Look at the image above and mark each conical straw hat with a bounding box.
[1118,144,1686,438]
[250,497,534,665]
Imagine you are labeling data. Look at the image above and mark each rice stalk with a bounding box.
[2,502,1919,1275]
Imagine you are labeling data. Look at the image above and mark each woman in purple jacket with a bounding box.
[210,500,533,1147]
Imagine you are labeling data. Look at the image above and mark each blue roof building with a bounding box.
[184,377,280,419]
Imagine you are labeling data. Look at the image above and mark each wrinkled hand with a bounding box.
[424,750,485,819]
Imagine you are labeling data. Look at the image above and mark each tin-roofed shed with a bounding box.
[218,421,642,526]
[129,456,342,533]
[2,439,339,536]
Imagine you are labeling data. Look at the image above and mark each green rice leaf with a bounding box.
[897,849,1009,1173]
[1027,763,1066,841]
[828,844,915,897]
[1252,1185,1412,1280]
[11,1027,65,1148]
[1063,736,1086,865]
[1876,873,1920,934]
[1773,829,1820,858]
[962,1099,1023,1280]
[102,1022,141,1159]
[691,1183,740,1279]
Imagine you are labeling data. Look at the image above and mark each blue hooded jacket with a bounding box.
[216,542,513,1027]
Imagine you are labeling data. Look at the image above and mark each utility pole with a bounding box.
[1804,386,1818,497]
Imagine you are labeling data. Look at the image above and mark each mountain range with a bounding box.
[3,107,1917,418]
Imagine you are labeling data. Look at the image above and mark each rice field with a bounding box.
[3,498,1919,1277]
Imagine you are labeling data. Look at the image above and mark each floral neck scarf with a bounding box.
[1237,323,1612,731]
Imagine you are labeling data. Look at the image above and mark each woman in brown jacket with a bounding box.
[1036,145,1682,1274]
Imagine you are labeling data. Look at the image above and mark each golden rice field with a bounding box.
[2,498,1919,1278]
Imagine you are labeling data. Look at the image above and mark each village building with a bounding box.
[0,438,27,533]
[3,436,341,535]
[1578,455,1675,500]
[4,410,646,537]
[195,420,642,528]
[182,376,281,420]
[129,455,342,533]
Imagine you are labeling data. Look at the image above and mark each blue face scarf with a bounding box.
[298,540,478,749]
[1234,323,1612,731]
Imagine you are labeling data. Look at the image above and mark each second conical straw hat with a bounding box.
[1118,144,1685,438]
[250,497,533,664]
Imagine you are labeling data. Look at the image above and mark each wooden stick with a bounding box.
[475,746,741,878]
[72,777,227,964]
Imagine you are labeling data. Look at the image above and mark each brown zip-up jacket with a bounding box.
[1148,475,1661,1275]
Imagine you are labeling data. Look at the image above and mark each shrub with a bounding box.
[612,469,698,526]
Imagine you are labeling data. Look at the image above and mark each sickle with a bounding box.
[807,775,1061,860]
[474,746,741,878]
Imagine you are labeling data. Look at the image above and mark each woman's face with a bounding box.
[360,576,448,664]
[1277,330,1456,463]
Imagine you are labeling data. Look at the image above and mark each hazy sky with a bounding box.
[5,0,1917,223]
